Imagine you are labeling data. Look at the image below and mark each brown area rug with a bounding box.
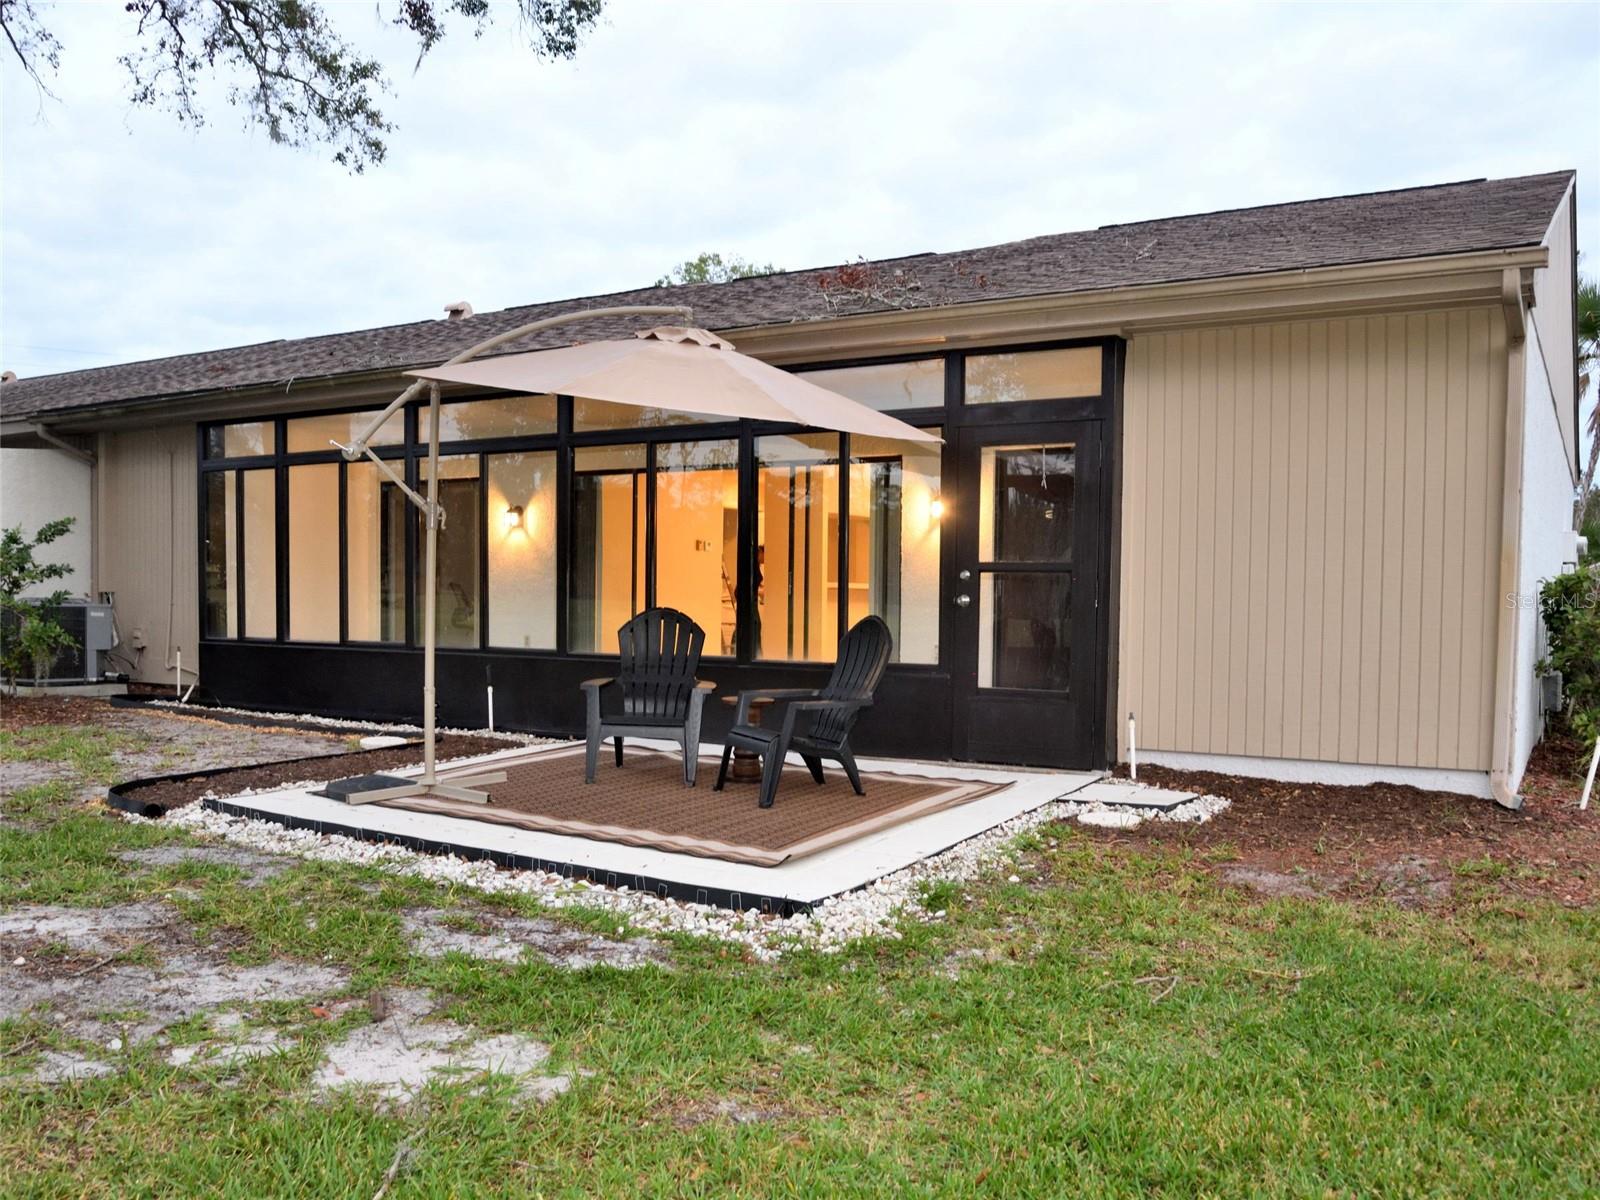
[373,745,1011,866]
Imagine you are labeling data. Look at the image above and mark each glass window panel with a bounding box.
[241,469,277,639]
[346,461,406,643]
[423,394,557,442]
[287,464,340,642]
[849,431,941,664]
[286,411,403,454]
[755,433,841,662]
[978,444,1075,563]
[569,445,646,653]
[978,573,1071,691]
[414,456,480,649]
[206,421,276,458]
[202,471,236,638]
[572,396,705,431]
[487,451,557,649]
[795,359,943,412]
[964,347,1101,404]
[654,440,740,656]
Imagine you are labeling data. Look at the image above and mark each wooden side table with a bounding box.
[719,695,774,782]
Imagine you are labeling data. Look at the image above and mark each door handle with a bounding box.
[953,593,971,608]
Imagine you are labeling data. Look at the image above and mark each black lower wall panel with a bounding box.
[199,641,953,761]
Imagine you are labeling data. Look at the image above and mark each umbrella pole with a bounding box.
[347,382,505,805]
[421,382,441,786]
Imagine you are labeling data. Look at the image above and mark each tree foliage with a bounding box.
[0,0,604,172]
[0,517,78,691]
[1574,273,1599,526]
[1539,566,1600,747]
[655,252,779,288]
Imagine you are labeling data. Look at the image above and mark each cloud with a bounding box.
[2,0,1596,380]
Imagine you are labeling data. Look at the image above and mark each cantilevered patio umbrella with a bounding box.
[406,326,942,444]
[330,310,937,808]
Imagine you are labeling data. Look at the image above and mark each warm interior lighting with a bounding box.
[928,496,945,521]
[502,504,524,531]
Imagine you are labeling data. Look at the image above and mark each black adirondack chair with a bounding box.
[581,608,715,787]
[715,616,894,809]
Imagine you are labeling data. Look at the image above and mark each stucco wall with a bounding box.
[1509,320,1581,791]
[0,447,93,597]
[94,425,199,685]
[1530,183,1578,473]
[1119,309,1509,776]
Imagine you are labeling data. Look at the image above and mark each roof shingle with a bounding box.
[0,170,1572,422]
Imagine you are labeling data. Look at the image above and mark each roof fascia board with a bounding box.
[727,248,1550,361]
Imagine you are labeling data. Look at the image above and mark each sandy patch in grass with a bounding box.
[116,845,292,884]
[313,988,570,1105]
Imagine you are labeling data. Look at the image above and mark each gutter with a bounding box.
[1488,267,1529,810]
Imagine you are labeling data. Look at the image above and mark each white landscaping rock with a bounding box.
[143,751,1229,961]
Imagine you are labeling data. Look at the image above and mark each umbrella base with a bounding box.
[326,772,507,806]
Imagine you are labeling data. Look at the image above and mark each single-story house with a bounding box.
[0,170,1582,806]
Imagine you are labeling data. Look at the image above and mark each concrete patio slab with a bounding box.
[204,741,1102,914]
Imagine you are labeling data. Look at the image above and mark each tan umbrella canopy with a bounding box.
[406,326,942,443]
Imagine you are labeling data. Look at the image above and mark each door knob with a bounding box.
[953,593,971,608]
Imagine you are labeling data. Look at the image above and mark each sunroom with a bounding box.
[195,338,1119,772]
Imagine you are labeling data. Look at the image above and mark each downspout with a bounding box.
[1488,268,1528,810]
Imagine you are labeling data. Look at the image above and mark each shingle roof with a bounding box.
[1,170,1573,423]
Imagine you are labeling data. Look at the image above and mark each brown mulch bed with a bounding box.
[1104,731,1598,908]
[117,733,518,813]
[0,694,116,730]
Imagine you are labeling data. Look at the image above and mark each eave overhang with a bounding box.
[2,245,1549,439]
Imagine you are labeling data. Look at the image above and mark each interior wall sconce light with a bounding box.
[928,495,946,521]
[502,504,525,532]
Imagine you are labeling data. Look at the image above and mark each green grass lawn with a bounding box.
[2,721,1598,1197]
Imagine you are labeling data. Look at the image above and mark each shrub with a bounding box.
[0,518,78,692]
[1538,566,1600,745]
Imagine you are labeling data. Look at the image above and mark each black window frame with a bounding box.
[195,337,1116,673]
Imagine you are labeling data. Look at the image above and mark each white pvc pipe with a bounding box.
[486,685,495,733]
[1581,734,1599,811]
[175,649,182,698]
[1128,712,1137,781]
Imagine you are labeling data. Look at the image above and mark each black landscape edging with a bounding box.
[105,747,421,819]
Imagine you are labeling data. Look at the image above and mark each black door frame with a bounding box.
[948,417,1108,768]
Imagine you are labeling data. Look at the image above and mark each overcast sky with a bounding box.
[2,0,1596,384]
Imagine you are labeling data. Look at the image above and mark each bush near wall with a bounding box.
[1539,566,1600,745]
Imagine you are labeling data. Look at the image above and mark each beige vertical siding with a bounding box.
[95,424,200,684]
[1119,309,1507,770]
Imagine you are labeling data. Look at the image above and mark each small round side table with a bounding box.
[719,694,775,783]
